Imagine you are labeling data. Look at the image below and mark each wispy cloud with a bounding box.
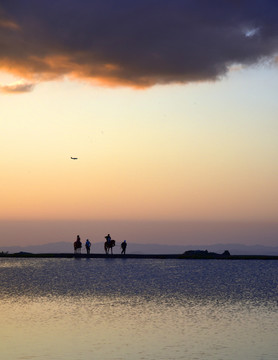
[0,1,278,88]
[0,80,35,94]
[0,19,20,30]
[244,27,260,38]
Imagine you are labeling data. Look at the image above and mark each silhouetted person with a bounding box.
[121,240,127,255]
[85,239,91,254]
[105,233,111,243]
[74,235,82,254]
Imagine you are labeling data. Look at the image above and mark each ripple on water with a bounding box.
[0,258,277,360]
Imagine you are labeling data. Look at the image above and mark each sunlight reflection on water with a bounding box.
[0,258,277,359]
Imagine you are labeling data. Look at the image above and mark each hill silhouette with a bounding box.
[1,242,278,256]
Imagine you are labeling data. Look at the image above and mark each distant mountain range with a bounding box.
[1,241,278,255]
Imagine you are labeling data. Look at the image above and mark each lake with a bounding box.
[0,258,277,359]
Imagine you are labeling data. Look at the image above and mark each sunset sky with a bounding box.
[1,1,278,248]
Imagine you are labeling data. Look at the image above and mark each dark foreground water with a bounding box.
[0,258,277,359]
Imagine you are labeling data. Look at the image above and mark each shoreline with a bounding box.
[1,253,278,260]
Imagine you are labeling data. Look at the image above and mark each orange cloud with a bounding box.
[0,55,152,88]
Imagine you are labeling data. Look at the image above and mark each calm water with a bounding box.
[0,258,277,360]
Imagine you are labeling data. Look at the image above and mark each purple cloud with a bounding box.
[1,0,278,87]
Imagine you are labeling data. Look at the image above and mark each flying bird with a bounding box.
[71,157,78,160]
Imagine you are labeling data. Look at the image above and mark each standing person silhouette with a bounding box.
[121,240,127,255]
[85,239,91,254]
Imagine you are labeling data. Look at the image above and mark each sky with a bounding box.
[1,1,278,248]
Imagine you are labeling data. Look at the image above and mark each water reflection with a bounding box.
[0,258,277,359]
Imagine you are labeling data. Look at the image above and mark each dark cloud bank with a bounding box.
[1,0,278,88]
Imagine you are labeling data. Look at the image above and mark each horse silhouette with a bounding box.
[104,240,116,255]
[74,237,82,254]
